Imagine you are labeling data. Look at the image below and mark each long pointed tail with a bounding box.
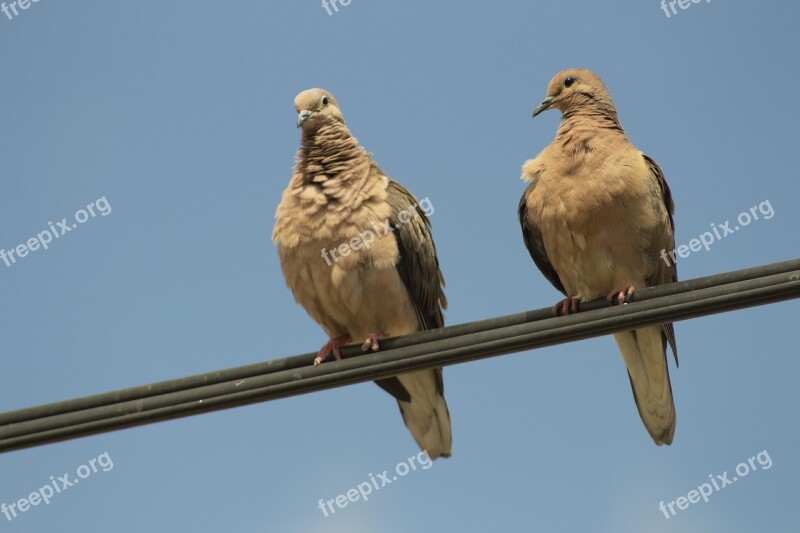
[375,368,452,459]
[614,326,676,445]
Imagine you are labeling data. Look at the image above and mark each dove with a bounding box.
[273,88,452,458]
[518,69,679,444]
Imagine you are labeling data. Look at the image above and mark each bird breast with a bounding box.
[530,156,660,300]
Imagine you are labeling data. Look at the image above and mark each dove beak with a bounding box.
[533,97,554,118]
[297,110,313,128]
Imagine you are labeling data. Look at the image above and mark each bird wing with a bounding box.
[643,153,679,366]
[518,180,567,295]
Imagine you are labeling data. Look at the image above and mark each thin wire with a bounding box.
[1,259,798,454]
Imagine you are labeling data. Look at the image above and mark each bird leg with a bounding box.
[552,297,581,316]
[607,286,635,306]
[314,334,351,366]
[361,332,388,352]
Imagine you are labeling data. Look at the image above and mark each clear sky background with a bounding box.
[1,1,798,532]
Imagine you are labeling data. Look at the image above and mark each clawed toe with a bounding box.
[552,297,580,316]
[361,332,387,352]
[607,286,635,306]
[314,334,351,366]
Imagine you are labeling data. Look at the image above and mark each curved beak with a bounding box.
[532,96,554,118]
[296,110,313,128]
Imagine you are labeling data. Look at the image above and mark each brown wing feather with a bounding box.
[643,154,679,366]
[518,181,567,295]
[384,176,447,330]
[375,173,447,402]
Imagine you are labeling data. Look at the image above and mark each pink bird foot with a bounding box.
[607,286,635,306]
[314,334,351,366]
[552,297,580,316]
[361,332,388,352]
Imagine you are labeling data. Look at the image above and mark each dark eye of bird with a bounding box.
[564,77,575,88]
[321,96,329,106]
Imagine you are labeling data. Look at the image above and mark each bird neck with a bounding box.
[557,106,624,138]
[551,107,626,157]
[298,123,369,184]
[562,100,622,131]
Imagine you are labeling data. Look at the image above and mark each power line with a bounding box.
[1,258,798,454]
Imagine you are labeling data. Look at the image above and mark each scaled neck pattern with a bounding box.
[555,101,625,157]
[298,121,373,197]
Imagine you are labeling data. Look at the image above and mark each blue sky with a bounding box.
[1,1,798,532]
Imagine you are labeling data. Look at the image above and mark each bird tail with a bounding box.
[614,326,676,445]
[375,368,452,459]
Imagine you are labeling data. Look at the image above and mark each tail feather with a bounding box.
[376,368,452,459]
[614,326,676,445]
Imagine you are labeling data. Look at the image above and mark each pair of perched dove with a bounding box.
[272,68,678,457]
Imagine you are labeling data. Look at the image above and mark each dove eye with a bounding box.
[563,77,576,88]
[321,96,329,106]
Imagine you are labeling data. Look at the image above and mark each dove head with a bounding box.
[294,88,344,131]
[532,69,618,121]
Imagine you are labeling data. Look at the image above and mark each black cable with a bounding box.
[1,259,798,453]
